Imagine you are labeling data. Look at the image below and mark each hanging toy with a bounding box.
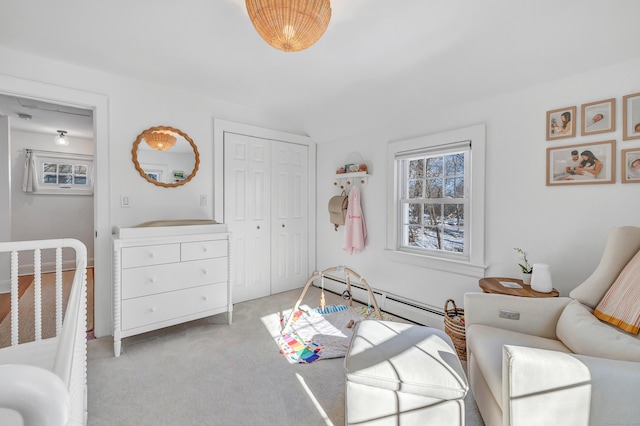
[342,289,352,301]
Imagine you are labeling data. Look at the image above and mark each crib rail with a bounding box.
[0,239,86,346]
[0,238,87,425]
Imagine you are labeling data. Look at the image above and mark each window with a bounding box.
[386,124,486,277]
[400,146,469,256]
[23,150,94,195]
[43,162,89,185]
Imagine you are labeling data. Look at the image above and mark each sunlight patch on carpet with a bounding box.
[296,373,334,426]
[262,304,392,364]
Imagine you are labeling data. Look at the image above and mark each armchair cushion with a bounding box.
[594,250,640,334]
[570,226,640,308]
[557,300,640,362]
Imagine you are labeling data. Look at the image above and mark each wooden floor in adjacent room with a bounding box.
[0,268,94,344]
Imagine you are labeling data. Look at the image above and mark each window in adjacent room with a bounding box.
[23,150,94,195]
[386,124,486,277]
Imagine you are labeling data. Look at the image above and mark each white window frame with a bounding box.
[386,124,486,277]
[24,150,94,195]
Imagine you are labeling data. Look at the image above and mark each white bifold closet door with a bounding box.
[224,132,309,303]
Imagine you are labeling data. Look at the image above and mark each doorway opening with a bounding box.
[0,93,96,335]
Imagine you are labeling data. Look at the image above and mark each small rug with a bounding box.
[0,268,92,348]
[278,304,392,364]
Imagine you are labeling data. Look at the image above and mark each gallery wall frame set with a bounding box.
[546,92,640,184]
[546,140,616,186]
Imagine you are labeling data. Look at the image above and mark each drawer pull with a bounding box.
[150,307,157,313]
[202,269,208,275]
[202,296,208,301]
[203,247,208,252]
[150,253,156,258]
[150,277,157,283]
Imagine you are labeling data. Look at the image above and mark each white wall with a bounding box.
[0,46,304,228]
[317,57,640,312]
[0,46,308,336]
[10,131,94,268]
[2,46,640,331]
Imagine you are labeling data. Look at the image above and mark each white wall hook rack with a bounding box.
[333,171,369,190]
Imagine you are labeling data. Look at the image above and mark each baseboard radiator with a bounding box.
[313,273,445,330]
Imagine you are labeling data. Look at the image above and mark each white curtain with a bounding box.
[22,150,38,193]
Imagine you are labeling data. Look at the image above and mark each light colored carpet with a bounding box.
[0,268,93,348]
[87,287,484,425]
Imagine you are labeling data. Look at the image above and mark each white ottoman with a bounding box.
[344,320,468,426]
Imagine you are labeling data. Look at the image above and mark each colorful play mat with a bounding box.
[278,304,392,364]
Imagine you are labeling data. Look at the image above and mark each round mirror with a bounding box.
[132,126,200,188]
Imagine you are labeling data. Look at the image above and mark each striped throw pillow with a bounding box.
[594,250,640,334]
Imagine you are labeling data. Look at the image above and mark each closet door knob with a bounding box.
[282,224,285,228]
[257,225,261,230]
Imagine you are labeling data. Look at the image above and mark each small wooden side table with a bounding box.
[479,277,559,298]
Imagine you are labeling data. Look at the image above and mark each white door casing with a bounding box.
[0,76,110,338]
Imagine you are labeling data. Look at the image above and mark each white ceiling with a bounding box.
[0,94,93,139]
[1,0,640,142]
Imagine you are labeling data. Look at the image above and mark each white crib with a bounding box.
[0,239,87,426]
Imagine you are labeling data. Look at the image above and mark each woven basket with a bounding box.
[444,299,466,361]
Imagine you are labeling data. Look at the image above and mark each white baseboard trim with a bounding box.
[313,273,445,330]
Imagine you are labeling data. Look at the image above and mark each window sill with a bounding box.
[384,249,487,278]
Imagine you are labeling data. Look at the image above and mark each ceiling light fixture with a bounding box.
[143,130,177,151]
[245,0,332,52]
[54,130,69,146]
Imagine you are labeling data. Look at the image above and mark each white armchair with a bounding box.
[465,226,640,426]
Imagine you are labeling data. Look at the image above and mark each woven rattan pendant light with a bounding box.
[143,130,177,151]
[246,0,332,52]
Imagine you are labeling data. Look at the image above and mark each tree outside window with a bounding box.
[400,150,467,255]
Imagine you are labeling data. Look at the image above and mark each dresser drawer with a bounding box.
[121,282,228,331]
[121,244,180,268]
[121,257,228,299]
[181,240,227,261]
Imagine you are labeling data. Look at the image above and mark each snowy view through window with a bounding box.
[401,151,466,254]
[43,162,89,185]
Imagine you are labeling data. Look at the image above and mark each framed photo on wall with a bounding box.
[581,98,615,136]
[546,106,576,140]
[172,170,185,183]
[621,148,640,183]
[546,140,616,186]
[623,92,640,140]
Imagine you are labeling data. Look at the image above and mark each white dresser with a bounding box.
[112,223,231,357]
